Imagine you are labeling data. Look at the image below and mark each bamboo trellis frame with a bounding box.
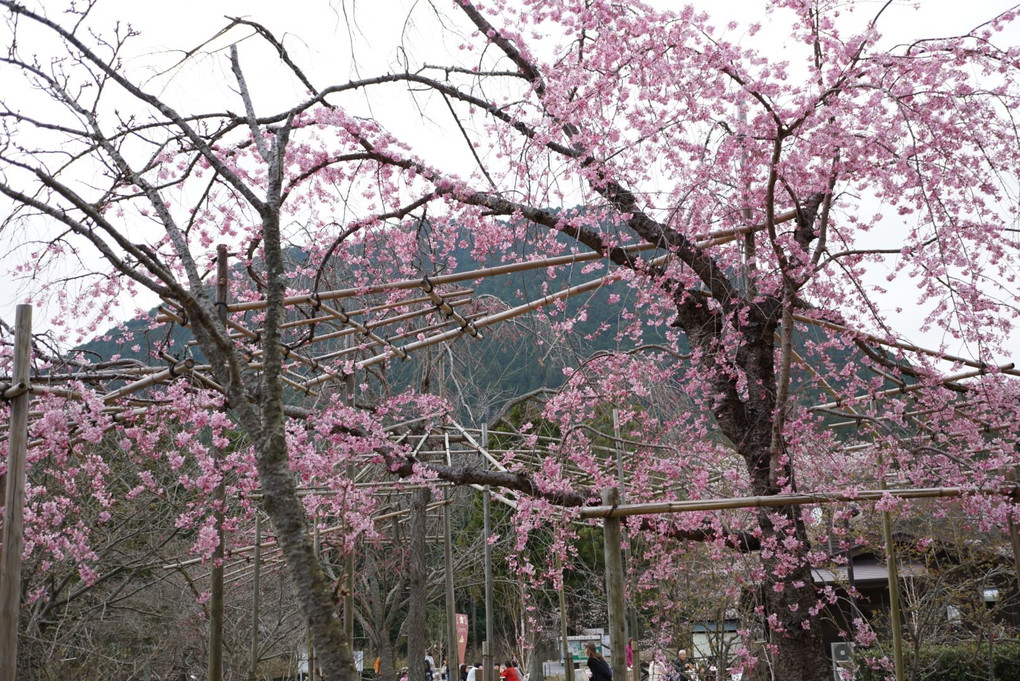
[4,226,1001,436]
[2,224,1017,556]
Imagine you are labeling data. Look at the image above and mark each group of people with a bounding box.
[665,649,722,681]
[395,654,523,681]
[583,643,718,681]
[455,660,521,681]
[394,644,718,681]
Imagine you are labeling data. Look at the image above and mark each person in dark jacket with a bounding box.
[584,643,612,681]
[670,650,693,681]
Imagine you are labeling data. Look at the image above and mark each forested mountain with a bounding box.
[74,227,670,410]
[76,223,872,422]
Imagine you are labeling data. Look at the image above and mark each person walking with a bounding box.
[584,643,612,681]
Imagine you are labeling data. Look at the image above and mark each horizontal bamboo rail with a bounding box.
[155,244,656,319]
[321,268,623,387]
[309,297,473,358]
[422,277,481,339]
[277,289,474,331]
[810,363,1016,412]
[578,484,1017,519]
[792,313,1020,379]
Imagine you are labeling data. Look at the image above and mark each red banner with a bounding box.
[456,613,469,662]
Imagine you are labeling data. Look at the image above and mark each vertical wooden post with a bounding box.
[1,304,31,681]
[878,453,903,681]
[557,554,571,681]
[612,412,640,681]
[482,424,494,681]
[344,345,356,649]
[249,513,262,681]
[344,535,356,650]
[444,487,459,680]
[1010,514,1020,595]
[311,513,321,681]
[601,488,627,681]
[883,510,903,681]
[1007,466,1020,595]
[209,245,228,681]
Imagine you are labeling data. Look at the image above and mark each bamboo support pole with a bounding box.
[310,298,474,360]
[104,360,197,403]
[878,450,904,681]
[174,307,344,393]
[448,421,511,473]
[482,423,494,681]
[171,290,475,360]
[2,384,78,402]
[792,314,1020,379]
[306,313,471,369]
[613,412,641,681]
[810,364,1016,412]
[0,382,29,400]
[310,512,320,681]
[0,364,170,389]
[0,359,195,448]
[578,485,1016,519]
[601,487,627,681]
[690,207,799,246]
[208,245,228,681]
[249,512,262,681]
[423,277,481,339]
[215,546,284,584]
[639,209,798,272]
[444,482,460,680]
[1010,508,1020,598]
[226,557,286,588]
[343,343,356,650]
[446,424,675,452]
[39,359,194,406]
[558,552,571,681]
[278,289,475,332]
[316,301,408,359]
[789,339,946,460]
[181,245,655,317]
[250,336,350,387]
[0,305,31,681]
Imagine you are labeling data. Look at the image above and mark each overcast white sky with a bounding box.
[2,0,1018,365]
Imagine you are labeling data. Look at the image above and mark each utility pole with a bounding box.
[209,245,228,681]
[344,346,356,648]
[445,487,459,680]
[558,554,572,681]
[613,411,640,681]
[249,513,262,681]
[1,304,31,681]
[483,424,494,681]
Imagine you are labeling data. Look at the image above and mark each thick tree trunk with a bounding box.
[682,302,830,681]
[763,556,828,681]
[256,198,357,681]
[364,551,400,681]
[257,429,356,681]
[380,636,397,681]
